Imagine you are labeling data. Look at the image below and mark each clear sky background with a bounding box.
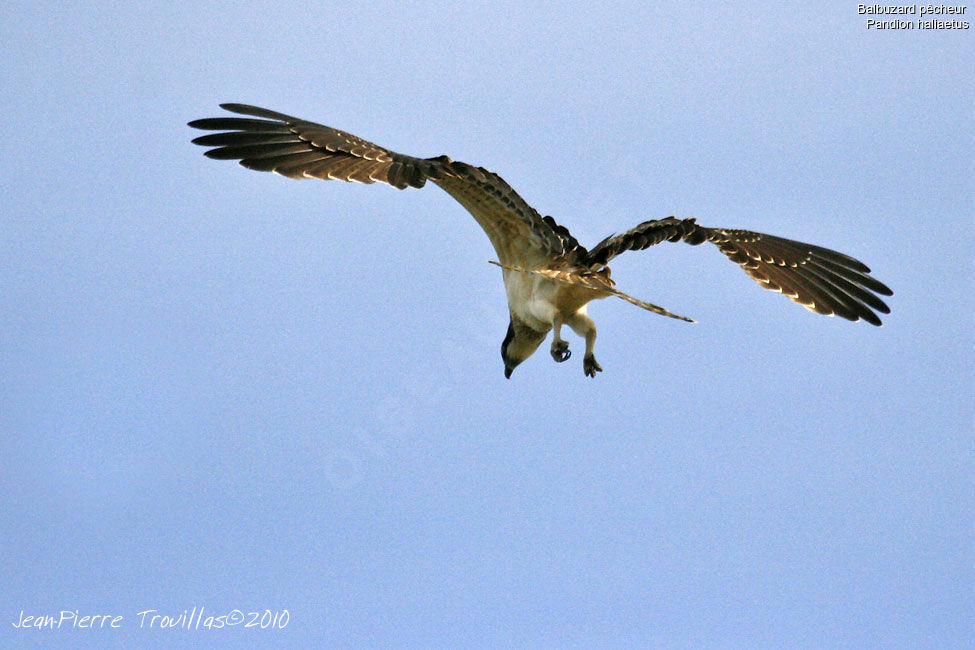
[2,2,972,648]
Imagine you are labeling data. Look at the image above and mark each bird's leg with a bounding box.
[567,312,602,377]
[550,315,571,362]
[582,330,602,377]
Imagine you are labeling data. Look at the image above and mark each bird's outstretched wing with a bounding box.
[188,103,580,267]
[586,217,893,325]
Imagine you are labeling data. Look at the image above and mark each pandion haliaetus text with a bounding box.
[189,104,893,378]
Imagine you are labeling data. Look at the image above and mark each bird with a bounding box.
[189,103,893,378]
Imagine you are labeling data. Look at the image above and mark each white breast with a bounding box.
[502,269,604,332]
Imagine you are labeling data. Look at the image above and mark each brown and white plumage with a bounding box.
[189,103,893,378]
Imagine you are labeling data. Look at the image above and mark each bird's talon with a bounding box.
[583,354,602,377]
[551,340,571,362]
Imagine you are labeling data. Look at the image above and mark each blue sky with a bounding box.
[2,1,972,648]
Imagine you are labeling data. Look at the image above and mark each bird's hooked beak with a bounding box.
[501,319,517,379]
[500,318,544,379]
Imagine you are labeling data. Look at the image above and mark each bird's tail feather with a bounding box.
[488,261,695,323]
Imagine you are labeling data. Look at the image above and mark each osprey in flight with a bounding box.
[189,104,892,378]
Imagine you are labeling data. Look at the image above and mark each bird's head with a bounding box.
[501,318,546,378]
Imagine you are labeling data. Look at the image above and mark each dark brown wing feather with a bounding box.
[188,103,580,264]
[188,103,438,188]
[586,218,707,266]
[586,217,893,326]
